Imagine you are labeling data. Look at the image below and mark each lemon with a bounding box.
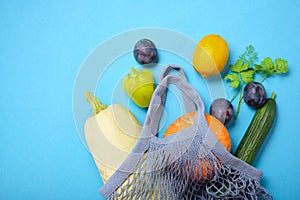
[193,34,229,78]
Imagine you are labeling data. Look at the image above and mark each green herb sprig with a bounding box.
[255,57,288,82]
[224,45,288,119]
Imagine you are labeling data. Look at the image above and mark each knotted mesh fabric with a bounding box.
[99,65,273,200]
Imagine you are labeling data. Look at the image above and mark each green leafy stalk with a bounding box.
[238,45,258,66]
[224,46,257,117]
[235,86,244,119]
[255,57,288,82]
[224,45,288,119]
[230,89,240,103]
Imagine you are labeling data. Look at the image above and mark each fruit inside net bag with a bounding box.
[97,65,273,199]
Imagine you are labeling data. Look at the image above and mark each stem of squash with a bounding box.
[85,91,107,115]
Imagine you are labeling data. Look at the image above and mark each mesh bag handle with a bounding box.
[144,71,205,138]
[158,64,196,114]
[160,64,187,81]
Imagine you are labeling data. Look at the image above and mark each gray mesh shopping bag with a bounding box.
[99,65,273,200]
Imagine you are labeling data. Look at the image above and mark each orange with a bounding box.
[183,159,216,181]
[193,34,229,78]
[163,112,231,152]
[164,112,231,181]
[205,113,231,152]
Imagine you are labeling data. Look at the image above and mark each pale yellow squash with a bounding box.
[84,92,142,183]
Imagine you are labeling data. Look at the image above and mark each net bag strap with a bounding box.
[144,75,206,137]
[159,64,196,113]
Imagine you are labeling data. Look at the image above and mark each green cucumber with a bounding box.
[234,92,276,165]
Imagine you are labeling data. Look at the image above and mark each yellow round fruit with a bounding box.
[193,34,229,78]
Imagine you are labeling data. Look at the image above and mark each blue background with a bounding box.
[1,0,300,199]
